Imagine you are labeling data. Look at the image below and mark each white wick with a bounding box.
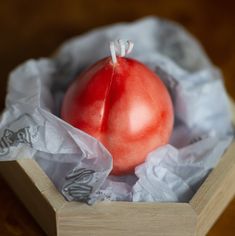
[109,39,134,64]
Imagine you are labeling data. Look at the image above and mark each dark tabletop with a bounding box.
[0,0,235,235]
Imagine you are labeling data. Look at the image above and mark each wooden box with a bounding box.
[0,102,234,236]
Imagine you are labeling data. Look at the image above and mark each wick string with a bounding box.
[109,40,134,64]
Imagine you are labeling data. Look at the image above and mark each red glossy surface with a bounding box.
[61,57,174,175]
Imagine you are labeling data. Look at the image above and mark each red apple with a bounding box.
[61,56,174,175]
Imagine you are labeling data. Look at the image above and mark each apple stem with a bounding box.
[110,40,134,64]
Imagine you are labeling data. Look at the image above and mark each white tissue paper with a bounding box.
[0,17,234,204]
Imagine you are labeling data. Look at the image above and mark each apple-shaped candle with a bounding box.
[61,40,174,175]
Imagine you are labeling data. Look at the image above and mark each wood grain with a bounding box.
[1,135,235,236]
[0,158,196,236]
[190,142,235,236]
[58,202,196,236]
[0,160,57,236]
[0,0,235,235]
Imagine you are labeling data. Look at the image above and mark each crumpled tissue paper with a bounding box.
[0,17,234,204]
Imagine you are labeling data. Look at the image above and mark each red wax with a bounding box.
[61,56,174,175]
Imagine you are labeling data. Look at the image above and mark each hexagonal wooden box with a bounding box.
[0,102,234,236]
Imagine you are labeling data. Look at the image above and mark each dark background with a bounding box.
[0,0,235,235]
